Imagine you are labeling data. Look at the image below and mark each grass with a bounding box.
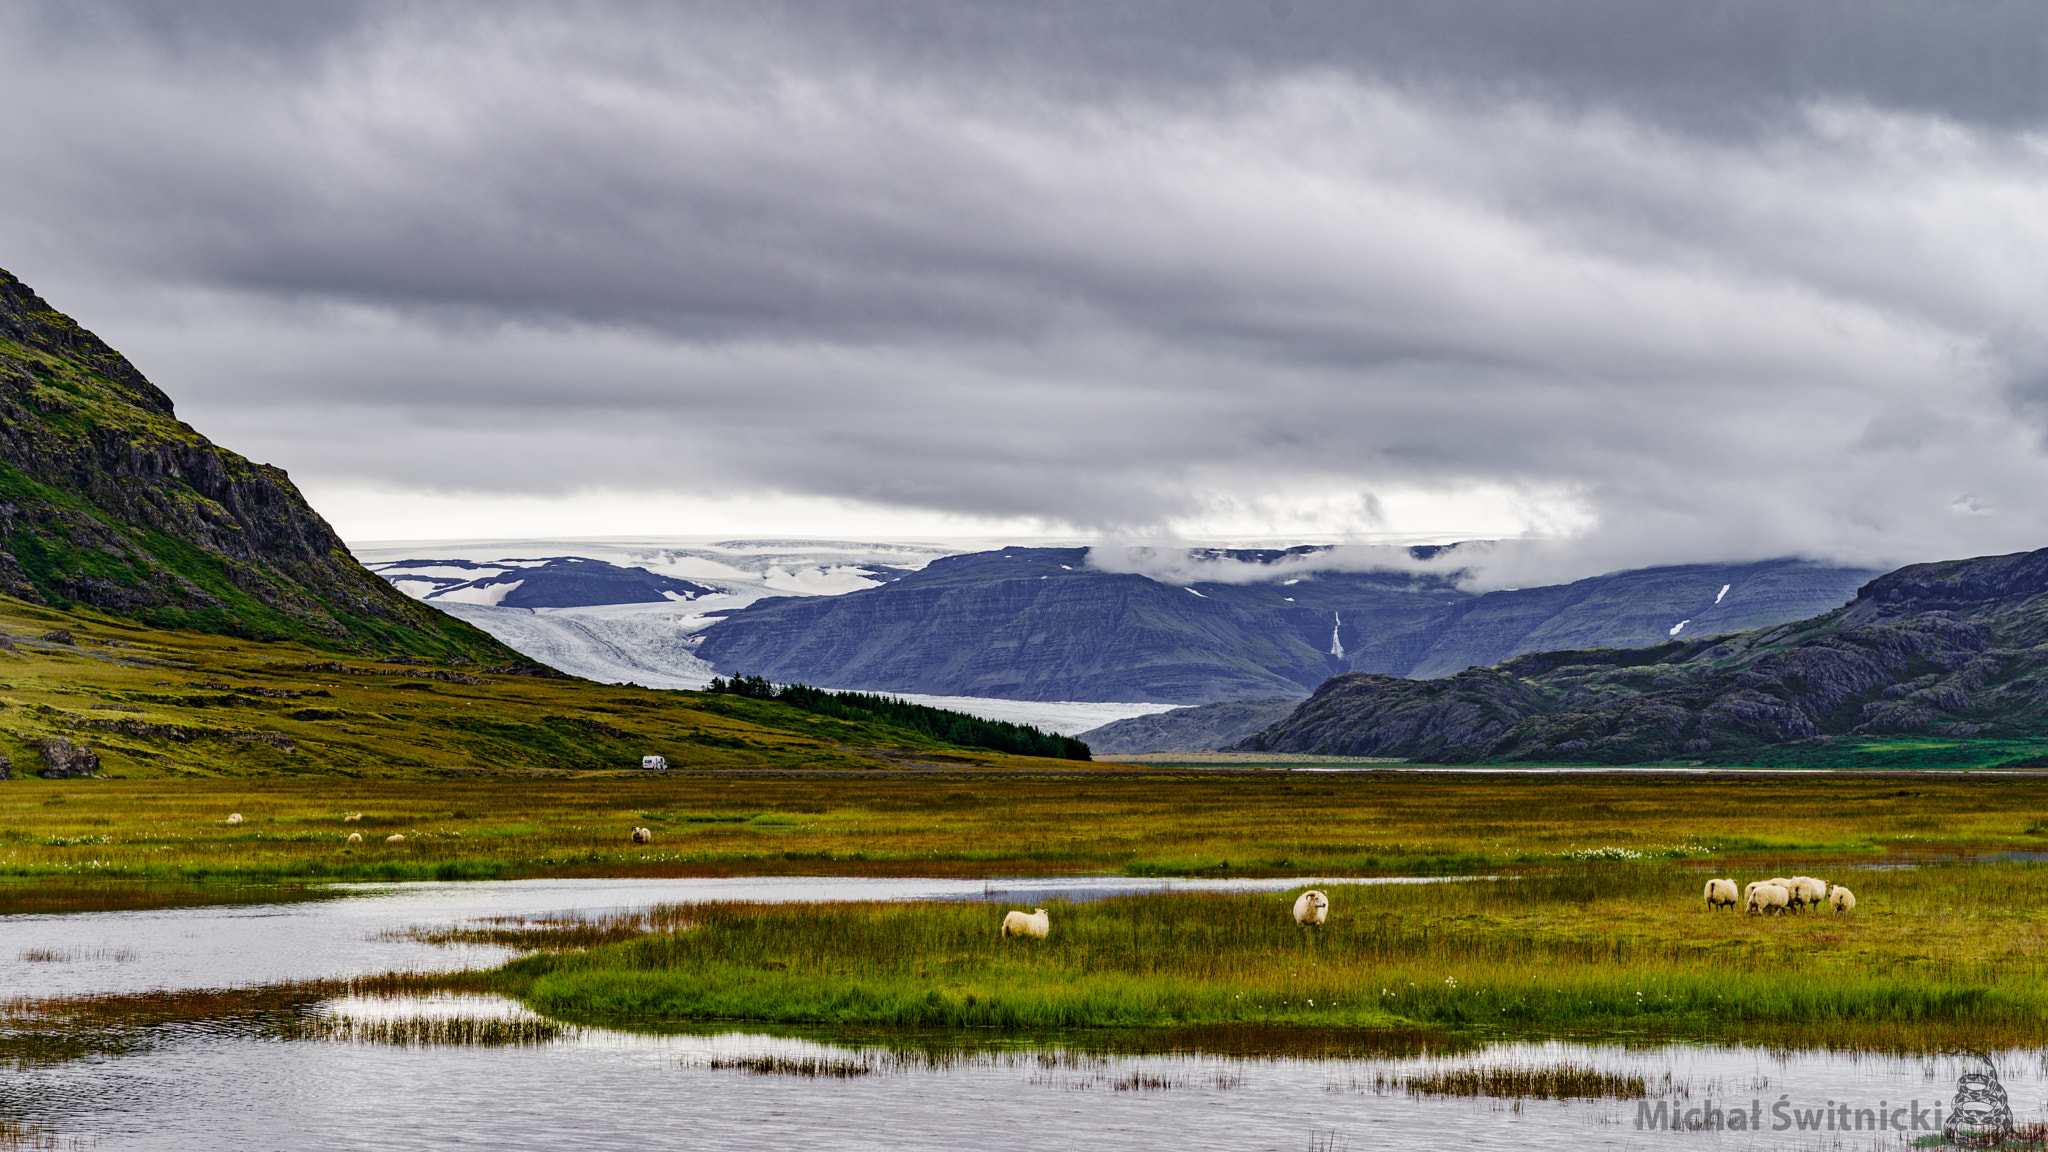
[6,769,2048,908]
[1391,1063,1652,1099]
[278,1014,568,1047]
[478,864,2048,1053]
[0,591,1075,785]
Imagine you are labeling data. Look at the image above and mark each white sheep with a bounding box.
[1703,878,1738,910]
[1001,908,1050,938]
[1828,884,1856,913]
[1787,876,1828,911]
[1293,890,1330,926]
[1747,882,1790,915]
[346,832,362,844]
[343,813,362,823]
[225,813,243,825]
[631,827,652,844]
[385,833,405,843]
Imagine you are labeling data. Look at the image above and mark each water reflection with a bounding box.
[4,1001,2034,1152]
[6,876,2041,1150]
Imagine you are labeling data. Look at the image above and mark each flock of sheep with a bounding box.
[221,811,408,843]
[998,888,1331,940]
[1706,875,1856,914]
[998,877,1854,940]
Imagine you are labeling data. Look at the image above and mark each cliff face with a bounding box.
[692,546,1876,704]
[1234,547,2048,763]
[0,267,510,658]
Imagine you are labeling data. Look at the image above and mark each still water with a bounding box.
[2,877,2036,1151]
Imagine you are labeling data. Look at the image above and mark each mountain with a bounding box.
[1233,547,2048,764]
[0,266,507,659]
[366,556,723,609]
[691,546,1879,703]
[1075,696,1303,754]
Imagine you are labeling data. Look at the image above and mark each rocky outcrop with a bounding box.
[36,737,98,778]
[1075,696,1306,754]
[1234,547,2048,763]
[0,267,511,659]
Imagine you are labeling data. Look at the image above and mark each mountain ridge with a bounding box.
[1233,546,2048,763]
[691,546,1880,703]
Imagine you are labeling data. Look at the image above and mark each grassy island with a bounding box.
[473,863,2048,1053]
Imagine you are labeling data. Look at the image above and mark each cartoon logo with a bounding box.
[1942,1051,2014,1148]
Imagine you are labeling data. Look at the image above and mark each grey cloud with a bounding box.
[4,2,2048,578]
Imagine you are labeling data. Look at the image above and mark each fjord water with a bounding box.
[4,877,2036,1150]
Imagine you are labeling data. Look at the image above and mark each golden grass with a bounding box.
[0,593,1062,782]
[4,769,2047,909]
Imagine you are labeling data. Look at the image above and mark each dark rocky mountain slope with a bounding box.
[693,546,1877,703]
[1075,696,1304,754]
[366,556,722,609]
[0,267,510,659]
[1233,547,2048,763]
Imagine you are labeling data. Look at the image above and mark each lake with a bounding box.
[2,876,2032,1150]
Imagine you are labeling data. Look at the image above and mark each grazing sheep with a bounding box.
[225,813,243,825]
[1828,884,1856,913]
[1293,890,1330,926]
[1703,878,1738,910]
[1001,908,1050,938]
[385,833,405,843]
[1787,876,1828,911]
[631,827,652,844]
[346,832,362,844]
[1747,882,1790,915]
[343,813,362,822]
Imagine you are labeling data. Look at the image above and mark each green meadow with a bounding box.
[483,863,2048,1053]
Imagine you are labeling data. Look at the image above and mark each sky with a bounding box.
[6,1,2048,586]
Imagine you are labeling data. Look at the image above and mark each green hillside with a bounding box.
[0,266,509,660]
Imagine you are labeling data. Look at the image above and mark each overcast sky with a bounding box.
[7,1,2048,583]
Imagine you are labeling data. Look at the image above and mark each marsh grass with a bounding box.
[486,865,2048,1052]
[382,909,679,951]
[1392,1063,1652,1099]
[18,946,136,963]
[0,971,478,1067]
[10,768,2048,912]
[0,1117,63,1152]
[703,1054,880,1077]
[280,1014,567,1047]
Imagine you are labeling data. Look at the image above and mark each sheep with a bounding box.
[343,813,362,823]
[346,832,362,844]
[1703,878,1738,910]
[1787,876,1828,911]
[1828,884,1856,913]
[385,833,405,843]
[1001,908,1050,939]
[225,813,243,825]
[1746,882,1790,915]
[631,827,652,844]
[1293,890,1330,927]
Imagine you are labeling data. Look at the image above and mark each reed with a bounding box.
[703,1054,880,1077]
[381,909,678,951]
[1395,1063,1650,1099]
[279,1014,568,1047]
[0,1117,60,1152]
